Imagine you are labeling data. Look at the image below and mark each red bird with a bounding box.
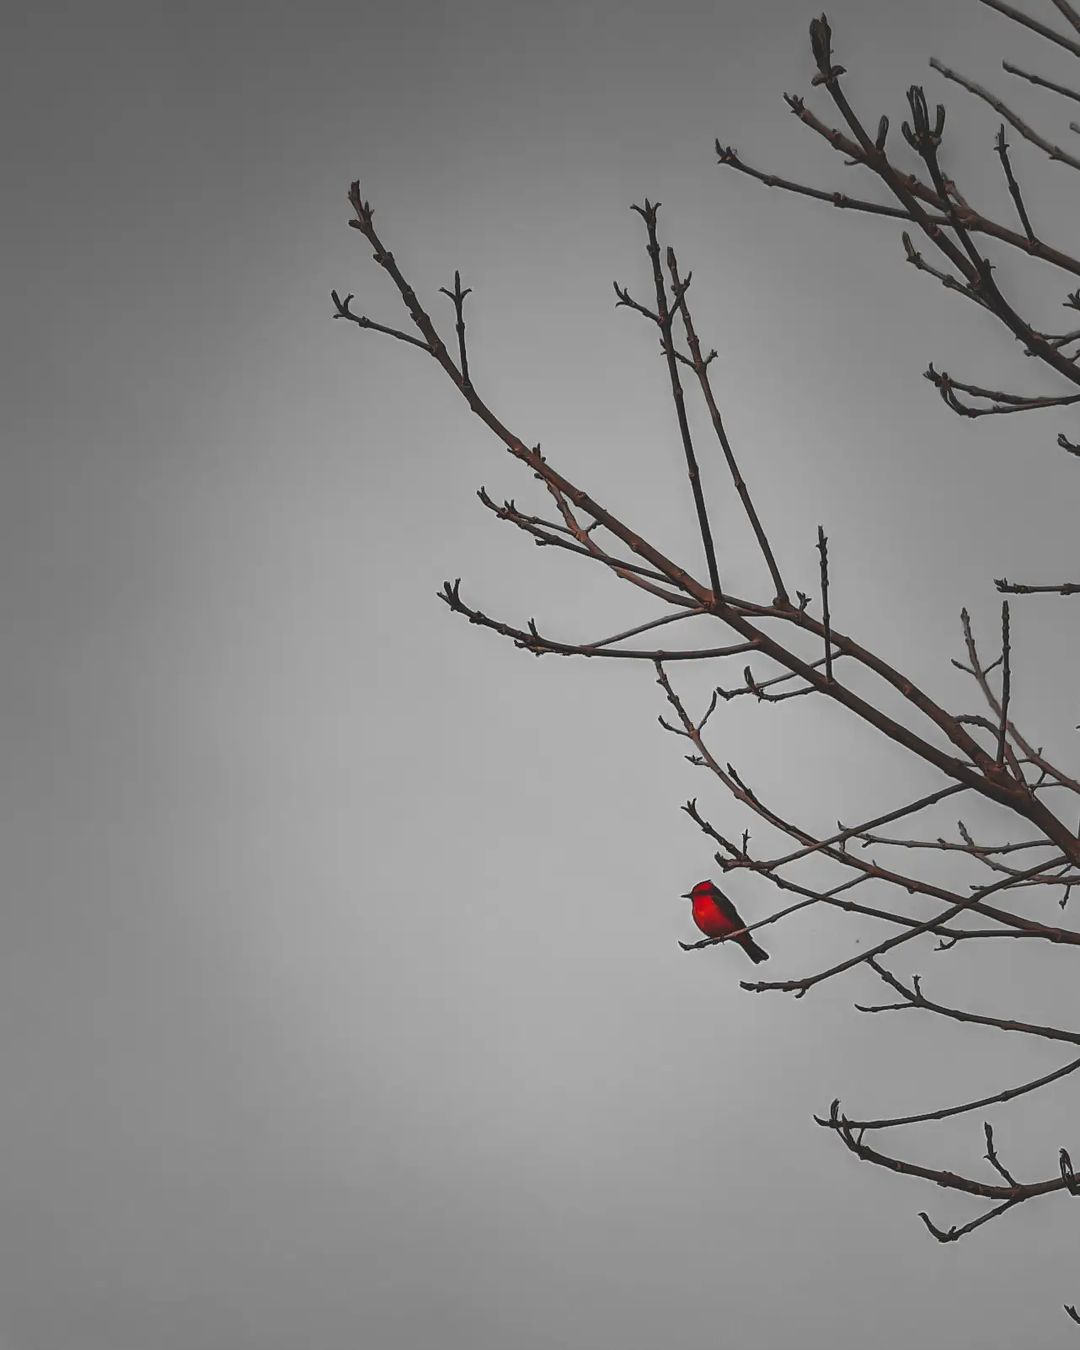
[682,880,769,963]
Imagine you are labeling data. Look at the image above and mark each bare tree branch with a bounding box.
[930,58,1080,172]
[1003,60,1080,107]
[995,579,1080,595]
[633,201,723,600]
[995,124,1036,241]
[979,0,1080,57]
[816,1055,1080,1131]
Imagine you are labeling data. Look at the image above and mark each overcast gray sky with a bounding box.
[4,1,1080,1347]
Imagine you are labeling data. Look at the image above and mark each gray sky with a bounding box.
[4,1,1080,1346]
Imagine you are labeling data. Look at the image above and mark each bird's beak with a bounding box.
[680,891,693,899]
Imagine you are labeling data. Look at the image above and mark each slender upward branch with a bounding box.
[439,270,472,387]
[817,526,833,682]
[979,0,1080,58]
[634,201,723,600]
[666,246,790,604]
[996,602,1012,765]
[995,125,1035,241]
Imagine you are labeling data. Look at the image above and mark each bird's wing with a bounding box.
[712,888,747,931]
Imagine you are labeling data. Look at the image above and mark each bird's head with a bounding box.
[681,880,717,901]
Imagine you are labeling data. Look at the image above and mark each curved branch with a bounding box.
[860,958,1080,1045]
[815,1055,1080,1131]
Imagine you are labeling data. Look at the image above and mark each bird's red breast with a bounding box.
[691,892,740,938]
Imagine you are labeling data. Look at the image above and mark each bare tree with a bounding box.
[333,2,1080,1324]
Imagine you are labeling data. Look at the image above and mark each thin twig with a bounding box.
[920,1196,1023,1242]
[634,202,723,599]
[743,784,969,872]
[440,580,755,660]
[984,1121,1020,1187]
[930,58,1080,172]
[438,270,472,387]
[997,602,1011,764]
[817,526,833,682]
[957,609,1080,794]
[778,93,1080,281]
[666,246,790,603]
[330,290,431,350]
[994,125,1035,241]
[1003,61,1080,107]
[978,0,1080,58]
[995,579,1080,595]
[926,366,1080,417]
[740,854,1075,996]
[860,958,1080,1046]
[1049,0,1080,36]
[816,1055,1080,1131]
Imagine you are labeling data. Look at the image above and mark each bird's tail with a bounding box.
[739,935,769,964]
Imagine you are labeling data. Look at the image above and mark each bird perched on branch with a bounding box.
[681,880,769,963]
